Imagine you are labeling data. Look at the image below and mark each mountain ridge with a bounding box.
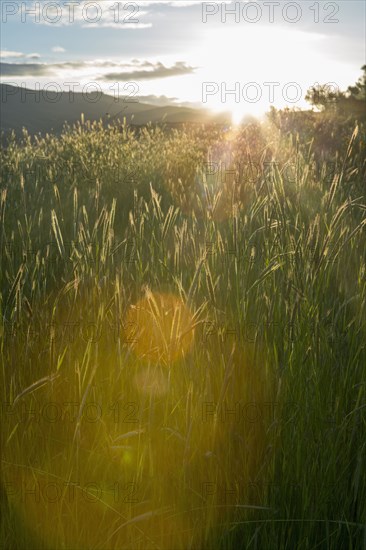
[0,84,231,136]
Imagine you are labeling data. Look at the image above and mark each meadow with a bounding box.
[0,115,365,549]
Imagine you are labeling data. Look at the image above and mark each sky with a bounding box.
[1,0,365,120]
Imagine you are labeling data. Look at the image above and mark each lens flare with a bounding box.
[125,291,195,365]
[133,366,169,396]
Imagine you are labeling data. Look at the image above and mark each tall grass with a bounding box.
[0,118,365,549]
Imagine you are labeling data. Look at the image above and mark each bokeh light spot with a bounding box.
[125,291,195,365]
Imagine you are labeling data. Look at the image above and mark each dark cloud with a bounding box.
[0,61,87,76]
[0,63,52,77]
[101,62,195,81]
[0,60,195,80]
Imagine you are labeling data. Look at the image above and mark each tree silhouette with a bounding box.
[305,83,339,111]
[306,66,366,117]
[347,64,366,100]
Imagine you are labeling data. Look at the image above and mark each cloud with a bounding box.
[0,51,40,59]
[25,1,151,28]
[101,62,196,81]
[0,63,53,76]
[83,22,152,29]
[23,0,217,29]
[0,63,51,76]
[52,46,66,53]
[1,51,24,59]
[0,59,196,80]
[0,61,85,76]
[135,1,232,5]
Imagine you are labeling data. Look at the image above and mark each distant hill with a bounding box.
[0,84,230,137]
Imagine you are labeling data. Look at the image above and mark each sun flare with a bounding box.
[125,291,195,365]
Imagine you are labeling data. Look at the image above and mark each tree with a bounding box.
[347,65,366,101]
[305,83,341,111]
[305,66,366,118]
